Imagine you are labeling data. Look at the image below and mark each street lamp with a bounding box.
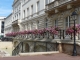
[71,11,77,56]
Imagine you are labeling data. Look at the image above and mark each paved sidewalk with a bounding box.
[0,53,80,60]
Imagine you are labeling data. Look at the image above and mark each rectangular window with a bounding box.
[19,13,20,19]
[15,16,16,20]
[31,22,33,30]
[28,23,31,30]
[45,0,48,5]
[54,20,58,27]
[13,17,14,20]
[49,0,51,3]
[24,0,25,3]
[27,23,29,30]
[23,10,25,18]
[1,21,4,33]
[45,19,48,28]
[31,5,33,16]
[29,24,31,30]
[17,14,18,19]
[27,8,29,17]
[65,16,70,28]
[36,21,39,29]
[37,1,40,12]
[45,0,53,5]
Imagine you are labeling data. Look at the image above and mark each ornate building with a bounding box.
[4,0,80,56]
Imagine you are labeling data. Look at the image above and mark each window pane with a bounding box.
[1,21,4,33]
[45,0,48,4]
[27,8,29,16]
[37,1,40,12]
[55,20,58,27]
[31,5,33,16]
[65,16,70,28]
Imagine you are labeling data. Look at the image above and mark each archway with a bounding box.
[25,43,29,52]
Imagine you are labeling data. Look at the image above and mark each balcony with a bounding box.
[45,0,79,15]
[12,19,18,26]
[22,9,45,21]
[46,0,72,10]
[6,26,80,41]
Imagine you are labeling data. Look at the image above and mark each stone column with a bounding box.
[58,43,63,53]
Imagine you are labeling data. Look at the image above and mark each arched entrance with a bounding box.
[25,43,29,52]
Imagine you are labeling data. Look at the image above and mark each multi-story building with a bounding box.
[5,0,80,56]
[12,0,54,32]
[12,0,22,32]
[0,17,5,39]
[4,13,12,37]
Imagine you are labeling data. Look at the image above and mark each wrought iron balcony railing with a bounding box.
[12,41,58,56]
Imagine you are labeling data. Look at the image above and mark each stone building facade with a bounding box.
[4,0,80,56]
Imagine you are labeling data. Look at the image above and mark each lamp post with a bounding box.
[71,11,77,56]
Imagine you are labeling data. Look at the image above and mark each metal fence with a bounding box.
[12,41,58,56]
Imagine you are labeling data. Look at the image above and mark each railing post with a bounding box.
[21,42,24,53]
[55,42,57,51]
[71,33,72,40]
[47,31,49,39]
[31,34,33,38]
[30,34,32,38]
[63,30,64,39]
[39,34,40,38]
[35,34,36,38]
[60,30,61,39]
[37,34,38,38]
[34,34,36,38]
[34,42,36,52]
[43,32,45,38]
[27,34,28,39]
[52,34,54,39]
[78,33,79,40]
[43,33,44,38]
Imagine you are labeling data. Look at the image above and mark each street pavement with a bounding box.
[0,53,80,60]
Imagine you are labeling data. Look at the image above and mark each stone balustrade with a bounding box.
[46,0,72,11]
[12,30,80,40]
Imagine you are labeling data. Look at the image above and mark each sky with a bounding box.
[0,0,14,17]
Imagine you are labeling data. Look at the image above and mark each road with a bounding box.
[0,53,80,60]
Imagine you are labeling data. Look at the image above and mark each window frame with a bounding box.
[36,1,40,12]
[65,16,70,28]
[54,19,58,27]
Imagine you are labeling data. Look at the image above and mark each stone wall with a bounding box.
[61,43,80,55]
[0,42,13,56]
